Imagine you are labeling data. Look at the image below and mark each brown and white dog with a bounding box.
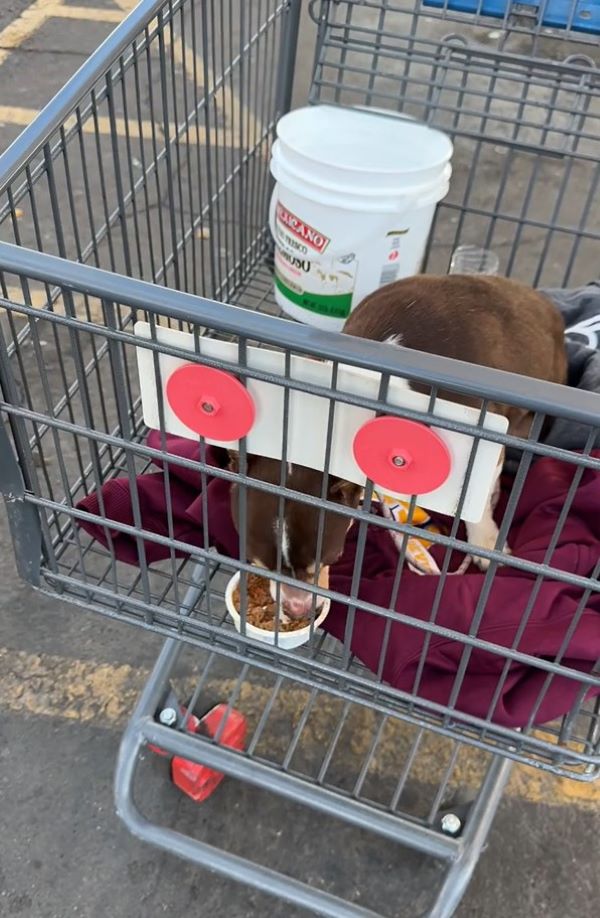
[228,275,567,618]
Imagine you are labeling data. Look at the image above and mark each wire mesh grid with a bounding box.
[378,0,600,47]
[139,620,509,834]
[309,1,600,62]
[310,0,600,286]
[0,0,599,797]
[0,259,599,780]
[0,0,291,300]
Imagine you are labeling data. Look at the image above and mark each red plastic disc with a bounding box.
[172,705,247,803]
[352,417,451,495]
[166,364,255,440]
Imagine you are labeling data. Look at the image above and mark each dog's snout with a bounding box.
[279,583,322,620]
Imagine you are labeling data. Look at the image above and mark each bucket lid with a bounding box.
[276,105,453,177]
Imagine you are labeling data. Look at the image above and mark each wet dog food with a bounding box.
[233,574,311,632]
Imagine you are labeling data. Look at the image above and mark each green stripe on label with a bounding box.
[275,273,352,319]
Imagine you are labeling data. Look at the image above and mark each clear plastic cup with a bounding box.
[449,245,500,276]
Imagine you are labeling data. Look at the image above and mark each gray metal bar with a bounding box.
[4,295,595,462]
[139,716,460,860]
[118,561,210,723]
[115,724,381,918]
[8,414,597,594]
[0,240,598,425]
[156,7,182,292]
[114,601,405,917]
[425,755,513,918]
[0,0,168,193]
[0,420,41,585]
[274,0,303,117]
[41,561,599,777]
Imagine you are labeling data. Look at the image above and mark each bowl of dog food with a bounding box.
[225,571,331,649]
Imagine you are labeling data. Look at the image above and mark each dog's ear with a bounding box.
[210,446,231,469]
[225,450,257,474]
[210,448,242,472]
[227,449,240,473]
[329,479,363,507]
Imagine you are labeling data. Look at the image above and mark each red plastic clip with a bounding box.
[171,705,247,803]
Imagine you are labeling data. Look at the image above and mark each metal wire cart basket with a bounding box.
[0,1,599,916]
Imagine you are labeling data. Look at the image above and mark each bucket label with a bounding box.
[379,229,409,286]
[275,202,331,255]
[274,246,356,319]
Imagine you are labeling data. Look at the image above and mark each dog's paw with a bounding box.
[466,517,511,571]
[472,542,511,571]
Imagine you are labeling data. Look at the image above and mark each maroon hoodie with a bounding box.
[76,431,600,729]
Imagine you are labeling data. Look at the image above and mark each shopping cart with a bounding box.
[0,1,599,915]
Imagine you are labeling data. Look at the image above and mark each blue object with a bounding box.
[422,0,600,34]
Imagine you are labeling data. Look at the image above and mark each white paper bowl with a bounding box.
[225,571,331,649]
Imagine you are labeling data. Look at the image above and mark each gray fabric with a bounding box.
[541,283,600,451]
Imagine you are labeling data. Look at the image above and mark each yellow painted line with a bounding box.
[0,0,123,65]
[0,1,55,69]
[111,0,142,9]
[111,0,265,144]
[1,646,598,810]
[53,7,124,23]
[5,287,53,309]
[0,105,48,129]
[3,286,103,320]
[0,1,263,150]
[0,103,243,149]
[0,2,122,69]
[0,104,158,139]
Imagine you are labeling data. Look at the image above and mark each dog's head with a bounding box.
[227,452,362,618]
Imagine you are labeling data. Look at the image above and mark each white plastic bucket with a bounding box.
[269,105,453,331]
